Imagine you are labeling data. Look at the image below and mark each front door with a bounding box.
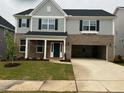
[54,43,60,57]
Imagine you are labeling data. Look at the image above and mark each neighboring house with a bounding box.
[14,0,115,61]
[0,16,15,59]
[114,7,124,57]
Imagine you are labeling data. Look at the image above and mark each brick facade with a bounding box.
[66,35,114,61]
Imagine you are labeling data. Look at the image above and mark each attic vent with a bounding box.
[47,6,51,12]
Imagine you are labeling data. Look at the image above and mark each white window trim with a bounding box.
[82,20,98,33]
[36,42,44,53]
[41,18,55,30]
[19,40,26,53]
[81,31,98,34]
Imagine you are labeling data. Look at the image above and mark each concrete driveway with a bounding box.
[72,59,124,93]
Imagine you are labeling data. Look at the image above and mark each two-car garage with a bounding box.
[72,45,107,60]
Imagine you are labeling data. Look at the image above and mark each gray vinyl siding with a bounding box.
[115,9,124,56]
[32,17,64,32]
[0,27,14,59]
[67,19,113,35]
[33,0,64,16]
[16,17,31,33]
[0,27,6,59]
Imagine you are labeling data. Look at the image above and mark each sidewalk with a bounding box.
[0,80,76,92]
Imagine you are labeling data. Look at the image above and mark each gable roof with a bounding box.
[14,9,114,16]
[0,16,15,31]
[30,0,67,16]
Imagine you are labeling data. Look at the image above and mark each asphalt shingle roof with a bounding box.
[14,9,114,16]
[14,9,33,16]
[63,9,114,16]
[0,16,15,31]
[25,31,67,36]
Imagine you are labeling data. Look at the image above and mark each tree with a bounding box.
[5,32,16,63]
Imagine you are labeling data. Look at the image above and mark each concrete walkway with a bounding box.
[0,80,76,92]
[72,59,124,93]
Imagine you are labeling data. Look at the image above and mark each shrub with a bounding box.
[114,55,124,63]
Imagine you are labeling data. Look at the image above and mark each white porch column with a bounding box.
[25,38,28,59]
[63,39,66,59]
[44,40,47,59]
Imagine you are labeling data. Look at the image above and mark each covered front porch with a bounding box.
[25,38,66,60]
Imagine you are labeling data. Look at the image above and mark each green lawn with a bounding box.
[0,61,74,80]
[0,92,77,93]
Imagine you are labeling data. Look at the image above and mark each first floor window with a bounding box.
[36,40,44,53]
[82,20,97,31]
[19,40,26,52]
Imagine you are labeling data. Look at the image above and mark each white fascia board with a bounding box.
[66,16,115,19]
[26,37,66,41]
[32,16,65,19]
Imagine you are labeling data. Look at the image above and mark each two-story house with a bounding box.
[0,16,15,59]
[14,0,115,61]
[114,7,124,58]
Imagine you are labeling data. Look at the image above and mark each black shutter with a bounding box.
[55,19,58,30]
[38,19,42,30]
[80,20,82,31]
[97,20,100,31]
[27,19,30,27]
[19,19,22,27]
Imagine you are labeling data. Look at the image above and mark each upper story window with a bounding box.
[80,20,99,33]
[39,18,58,30]
[18,19,30,28]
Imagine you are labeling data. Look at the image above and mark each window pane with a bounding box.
[49,25,54,29]
[49,19,55,29]
[83,20,89,31]
[20,40,26,45]
[49,19,55,24]
[20,46,25,52]
[83,26,89,30]
[42,19,48,29]
[42,19,48,24]
[83,21,89,26]
[90,26,96,31]
[90,21,96,31]
[21,19,27,27]
[42,25,47,29]
[37,47,43,52]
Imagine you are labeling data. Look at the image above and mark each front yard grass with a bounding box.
[0,61,74,80]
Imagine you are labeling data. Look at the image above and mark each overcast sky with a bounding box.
[1,0,124,26]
